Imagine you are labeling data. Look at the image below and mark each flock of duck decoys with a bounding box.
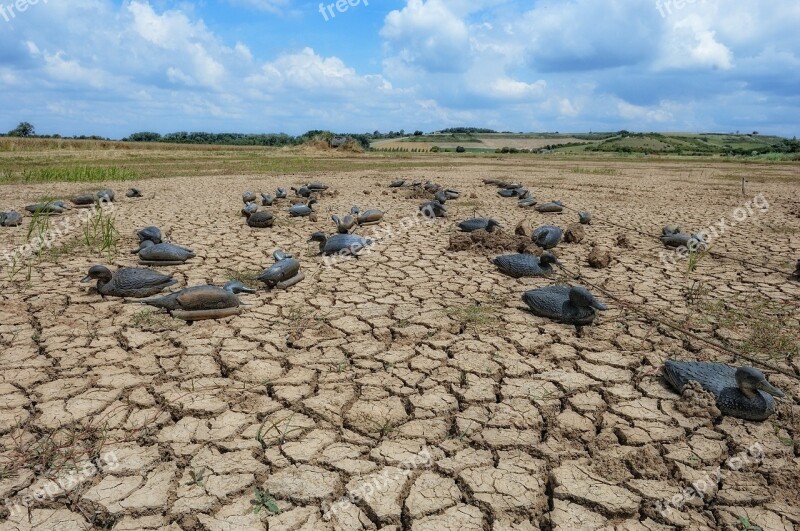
[3,177,792,421]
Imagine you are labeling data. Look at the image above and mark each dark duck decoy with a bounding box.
[351,206,385,226]
[137,226,162,244]
[578,211,592,225]
[258,250,304,289]
[246,210,275,228]
[133,240,195,265]
[139,280,255,321]
[126,188,142,198]
[522,285,608,326]
[242,202,259,217]
[532,225,563,250]
[332,213,357,234]
[497,188,522,198]
[389,179,406,188]
[660,231,705,249]
[420,200,447,218]
[289,198,317,217]
[662,224,681,236]
[518,197,537,208]
[292,186,312,198]
[25,200,70,215]
[72,193,96,207]
[306,182,329,192]
[535,201,564,213]
[423,181,441,193]
[0,211,23,227]
[309,232,373,257]
[242,191,257,204]
[275,187,288,199]
[443,189,460,200]
[261,193,274,206]
[434,190,449,204]
[493,252,558,278]
[458,218,502,233]
[663,361,785,421]
[81,265,177,298]
[95,189,114,202]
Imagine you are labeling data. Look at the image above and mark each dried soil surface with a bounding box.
[0,158,798,530]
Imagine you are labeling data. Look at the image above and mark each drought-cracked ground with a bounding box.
[0,157,799,530]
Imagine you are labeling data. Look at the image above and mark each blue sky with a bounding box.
[0,0,798,138]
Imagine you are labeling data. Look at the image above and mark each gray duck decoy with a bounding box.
[522,285,608,326]
[493,252,558,278]
[497,188,521,198]
[258,250,305,289]
[351,206,385,225]
[126,188,142,198]
[434,190,449,204]
[389,179,406,188]
[243,191,257,204]
[72,194,96,207]
[246,210,275,228]
[242,202,259,217]
[332,213,357,234]
[133,240,196,266]
[309,232,373,256]
[25,200,70,215]
[420,200,447,218]
[261,193,274,206]
[660,231,705,249]
[139,280,255,321]
[518,197,537,208]
[663,361,785,421]
[137,226,162,244]
[306,182,328,191]
[95,189,114,202]
[0,211,23,227]
[81,265,177,298]
[499,182,522,189]
[535,201,564,213]
[275,187,288,199]
[423,181,441,193]
[458,218,502,233]
[443,189,461,199]
[662,225,681,236]
[289,198,317,217]
[578,211,592,225]
[532,225,563,249]
[292,186,312,198]
[483,179,499,185]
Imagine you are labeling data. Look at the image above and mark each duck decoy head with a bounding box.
[735,367,785,399]
[350,206,360,214]
[273,249,290,262]
[137,226,162,244]
[82,265,112,283]
[486,219,502,231]
[131,240,156,253]
[569,286,608,311]
[222,280,256,295]
[540,252,559,266]
[308,232,328,243]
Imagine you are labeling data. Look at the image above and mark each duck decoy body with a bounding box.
[532,225,563,249]
[96,189,114,202]
[261,193,274,206]
[243,192,257,204]
[662,225,681,236]
[458,218,502,233]
[126,188,142,198]
[535,201,564,213]
[351,207,385,225]
[423,181,441,193]
[289,199,317,217]
[443,189,461,200]
[306,182,328,191]
[578,211,592,225]
[497,189,519,198]
[72,194,96,206]
[25,200,70,214]
[389,179,406,188]
[518,197,537,208]
[660,232,705,249]
[293,186,312,198]
[137,226,162,244]
[246,210,275,228]
[493,252,558,278]
[500,182,522,190]
[258,250,304,289]
[275,188,288,199]
[420,200,447,218]
[663,361,785,421]
[0,211,23,227]
[242,202,259,217]
[140,281,255,321]
[434,190,448,204]
[134,240,195,265]
[332,214,357,234]
[81,265,177,298]
[522,285,608,326]
[309,232,373,256]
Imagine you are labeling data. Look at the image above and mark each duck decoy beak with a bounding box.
[757,380,785,398]
[80,275,93,283]
[591,300,609,311]
[239,287,257,295]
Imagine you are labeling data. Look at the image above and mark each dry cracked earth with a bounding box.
[0,158,799,530]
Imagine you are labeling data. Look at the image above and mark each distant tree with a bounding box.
[456,146,466,153]
[127,132,162,142]
[413,130,423,136]
[430,146,440,152]
[752,131,758,135]
[8,122,35,137]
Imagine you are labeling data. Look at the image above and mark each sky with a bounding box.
[0,0,798,138]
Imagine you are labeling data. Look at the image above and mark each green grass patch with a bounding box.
[2,166,139,183]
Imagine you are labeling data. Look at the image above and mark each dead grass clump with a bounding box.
[448,229,533,254]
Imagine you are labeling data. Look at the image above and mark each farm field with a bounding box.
[0,145,799,530]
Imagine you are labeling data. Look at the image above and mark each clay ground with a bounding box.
[0,155,799,530]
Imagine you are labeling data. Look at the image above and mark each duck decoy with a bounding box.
[535,201,564,213]
[578,211,592,225]
[306,182,328,191]
[133,240,196,266]
[95,189,114,202]
[389,179,406,188]
[246,210,275,228]
[518,197,537,208]
[137,226,162,244]
[126,188,142,198]
[243,191,257,204]
[0,211,23,227]
[242,202,259,217]
[292,186,312,198]
[25,200,70,215]
[532,225,563,250]
[660,231,705,249]
[492,252,558,278]
[498,189,519,198]
[275,188,288,199]
[81,265,177,298]
[258,250,304,289]
[289,199,317,217]
[423,181,441,193]
[72,194,96,207]
[500,182,522,190]
[443,189,461,200]
[663,361,785,421]
[522,285,608,326]
[309,232,373,256]
[420,200,447,218]
[261,193,274,206]
[483,179,499,185]
[351,207,385,226]
[332,214,357,234]
[434,190,449,204]
[458,218,502,233]
[139,280,255,321]
[662,225,681,236]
